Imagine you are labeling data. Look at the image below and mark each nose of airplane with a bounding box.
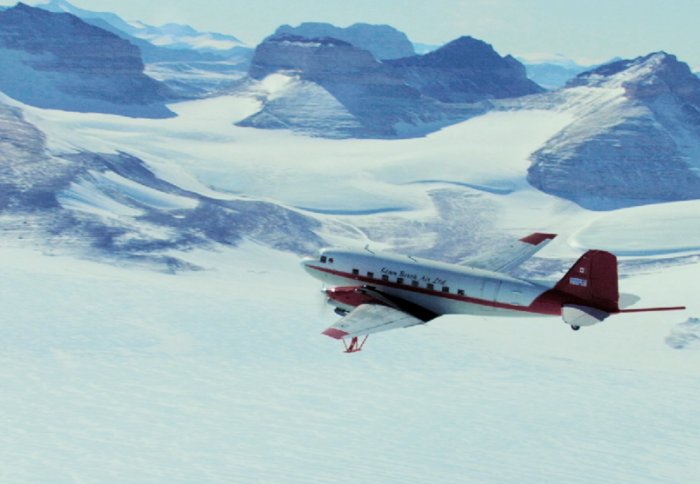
[300,256,315,274]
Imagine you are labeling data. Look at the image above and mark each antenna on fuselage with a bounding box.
[364,244,375,255]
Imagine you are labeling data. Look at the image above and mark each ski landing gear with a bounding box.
[342,335,368,353]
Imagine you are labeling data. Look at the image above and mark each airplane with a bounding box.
[301,233,686,353]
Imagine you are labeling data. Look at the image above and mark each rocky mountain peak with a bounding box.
[407,36,507,69]
[0,3,172,117]
[568,52,700,107]
[248,34,379,81]
[273,22,414,60]
[0,3,143,73]
[386,35,543,103]
[529,52,700,209]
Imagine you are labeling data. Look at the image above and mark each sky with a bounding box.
[3,0,700,68]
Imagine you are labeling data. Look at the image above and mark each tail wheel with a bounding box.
[571,325,581,331]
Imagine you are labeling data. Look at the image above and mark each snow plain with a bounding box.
[2,88,700,482]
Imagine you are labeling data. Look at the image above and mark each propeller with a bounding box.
[317,284,331,318]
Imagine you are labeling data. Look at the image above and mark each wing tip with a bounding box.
[520,233,557,245]
[322,328,349,339]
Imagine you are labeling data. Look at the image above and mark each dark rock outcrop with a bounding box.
[273,22,414,60]
[241,33,543,138]
[387,36,544,102]
[242,34,448,138]
[0,3,173,117]
[528,52,700,209]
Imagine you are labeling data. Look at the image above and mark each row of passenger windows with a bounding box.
[351,268,466,296]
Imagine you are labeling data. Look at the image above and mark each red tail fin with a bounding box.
[555,250,619,312]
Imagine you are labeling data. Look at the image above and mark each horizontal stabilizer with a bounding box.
[618,306,686,314]
[619,293,641,309]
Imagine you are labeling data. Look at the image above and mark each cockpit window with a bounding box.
[320,256,327,263]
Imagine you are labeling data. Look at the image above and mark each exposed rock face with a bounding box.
[242,33,541,138]
[528,52,700,209]
[0,3,173,117]
[243,35,448,138]
[273,22,414,60]
[387,36,544,102]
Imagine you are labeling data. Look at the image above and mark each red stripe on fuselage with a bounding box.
[308,264,565,316]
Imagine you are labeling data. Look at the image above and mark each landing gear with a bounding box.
[343,335,368,353]
[570,325,581,331]
[334,307,349,316]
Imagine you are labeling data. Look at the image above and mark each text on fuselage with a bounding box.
[381,267,447,286]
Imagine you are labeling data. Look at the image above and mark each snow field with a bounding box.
[0,244,699,482]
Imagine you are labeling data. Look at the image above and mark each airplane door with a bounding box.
[480,279,502,311]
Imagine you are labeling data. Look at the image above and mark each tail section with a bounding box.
[554,250,684,331]
[555,250,619,312]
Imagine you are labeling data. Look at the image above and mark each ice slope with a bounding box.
[12,86,700,261]
[571,199,700,255]
[0,243,699,482]
[2,62,700,482]
[16,92,572,214]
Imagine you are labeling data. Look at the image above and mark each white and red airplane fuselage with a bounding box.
[304,249,563,319]
[302,238,685,352]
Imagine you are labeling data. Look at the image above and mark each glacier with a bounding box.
[1,15,700,481]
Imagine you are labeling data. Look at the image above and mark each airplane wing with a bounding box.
[461,232,557,273]
[322,304,425,340]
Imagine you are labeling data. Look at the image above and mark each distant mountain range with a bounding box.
[241,34,541,138]
[37,0,247,57]
[0,3,174,117]
[1,1,699,227]
[273,22,415,60]
[517,55,591,89]
[30,1,253,98]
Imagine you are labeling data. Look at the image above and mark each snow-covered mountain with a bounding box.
[2,62,700,483]
[527,52,700,209]
[34,0,253,98]
[387,36,543,102]
[239,34,539,138]
[0,91,325,266]
[517,54,590,89]
[1,6,700,482]
[37,0,246,54]
[273,22,415,60]
[240,35,452,138]
[0,4,173,117]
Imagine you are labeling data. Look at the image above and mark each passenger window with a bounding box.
[397,277,404,284]
[411,280,419,287]
[427,283,434,290]
[352,269,359,275]
[381,275,389,282]
[367,272,374,278]
[442,286,450,293]
[329,258,334,263]
[320,256,327,263]
[457,289,465,296]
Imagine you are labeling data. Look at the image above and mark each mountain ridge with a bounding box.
[0,3,174,117]
[528,51,700,209]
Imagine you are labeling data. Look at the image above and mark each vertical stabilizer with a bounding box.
[555,250,619,312]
